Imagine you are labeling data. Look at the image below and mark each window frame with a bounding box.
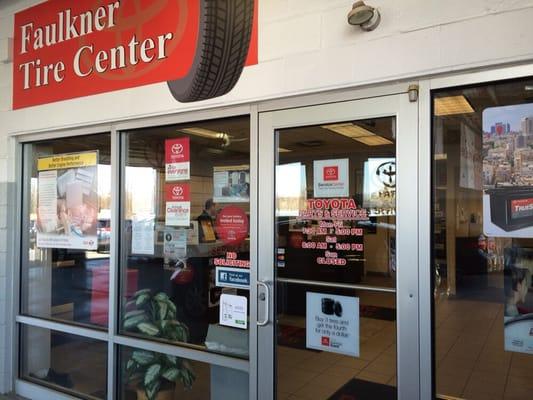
[12,105,255,400]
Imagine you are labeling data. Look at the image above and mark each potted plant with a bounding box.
[123,289,196,400]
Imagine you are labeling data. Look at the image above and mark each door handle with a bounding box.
[257,280,270,326]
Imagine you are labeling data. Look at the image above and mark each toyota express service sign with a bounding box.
[13,0,258,109]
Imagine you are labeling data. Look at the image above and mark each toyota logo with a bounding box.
[172,143,184,155]
[172,186,184,196]
[376,161,396,188]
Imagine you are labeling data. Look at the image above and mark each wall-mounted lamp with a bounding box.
[347,1,381,31]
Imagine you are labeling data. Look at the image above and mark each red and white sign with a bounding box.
[165,183,190,202]
[13,0,258,109]
[216,206,249,246]
[323,166,339,181]
[165,183,190,227]
[313,159,349,198]
[165,138,190,181]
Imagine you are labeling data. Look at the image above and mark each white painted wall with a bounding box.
[1,0,533,394]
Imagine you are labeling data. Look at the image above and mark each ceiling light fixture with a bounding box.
[347,1,381,31]
[322,123,393,146]
[180,127,231,147]
[278,147,292,153]
[434,95,475,116]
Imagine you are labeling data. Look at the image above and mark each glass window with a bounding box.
[20,326,108,399]
[21,134,112,328]
[119,116,251,358]
[433,78,533,400]
[118,345,248,399]
[275,118,397,399]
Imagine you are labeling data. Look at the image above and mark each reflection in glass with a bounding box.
[120,117,251,358]
[433,79,533,400]
[118,345,248,400]
[21,134,112,328]
[21,325,107,399]
[275,118,397,399]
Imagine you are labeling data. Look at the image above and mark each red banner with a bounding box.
[165,183,190,202]
[13,0,258,109]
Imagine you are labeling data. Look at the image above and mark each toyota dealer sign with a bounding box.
[13,0,258,109]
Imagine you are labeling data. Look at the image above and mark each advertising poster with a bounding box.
[363,158,396,217]
[215,206,249,245]
[165,138,190,181]
[37,151,98,250]
[313,159,349,198]
[131,215,155,255]
[213,165,250,203]
[306,292,359,356]
[163,228,187,260]
[165,183,191,227]
[220,293,247,329]
[483,104,533,237]
[504,248,533,355]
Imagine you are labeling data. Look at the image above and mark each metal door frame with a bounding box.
[256,93,420,400]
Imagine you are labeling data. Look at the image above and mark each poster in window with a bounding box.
[165,183,191,227]
[363,158,396,217]
[313,158,349,198]
[483,104,533,237]
[165,137,190,181]
[36,151,98,250]
[213,165,250,203]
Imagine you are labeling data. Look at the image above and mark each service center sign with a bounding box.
[13,0,258,109]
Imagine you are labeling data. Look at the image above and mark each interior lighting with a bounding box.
[434,95,475,116]
[322,123,392,146]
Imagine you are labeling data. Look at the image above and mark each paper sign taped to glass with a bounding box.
[213,165,250,203]
[306,292,359,356]
[483,104,533,237]
[36,151,99,250]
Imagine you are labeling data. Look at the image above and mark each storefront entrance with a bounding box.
[257,94,420,399]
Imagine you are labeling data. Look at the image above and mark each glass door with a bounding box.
[257,94,420,400]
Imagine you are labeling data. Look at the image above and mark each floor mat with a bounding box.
[277,325,319,351]
[328,378,397,400]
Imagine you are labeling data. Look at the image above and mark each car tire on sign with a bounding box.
[167,0,255,102]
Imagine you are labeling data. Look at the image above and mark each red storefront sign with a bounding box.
[13,0,258,109]
[216,206,249,245]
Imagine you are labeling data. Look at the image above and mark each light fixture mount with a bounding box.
[347,1,381,31]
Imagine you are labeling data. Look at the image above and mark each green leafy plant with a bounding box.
[123,289,195,400]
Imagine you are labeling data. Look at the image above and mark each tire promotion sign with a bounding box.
[306,292,360,356]
[13,0,258,109]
